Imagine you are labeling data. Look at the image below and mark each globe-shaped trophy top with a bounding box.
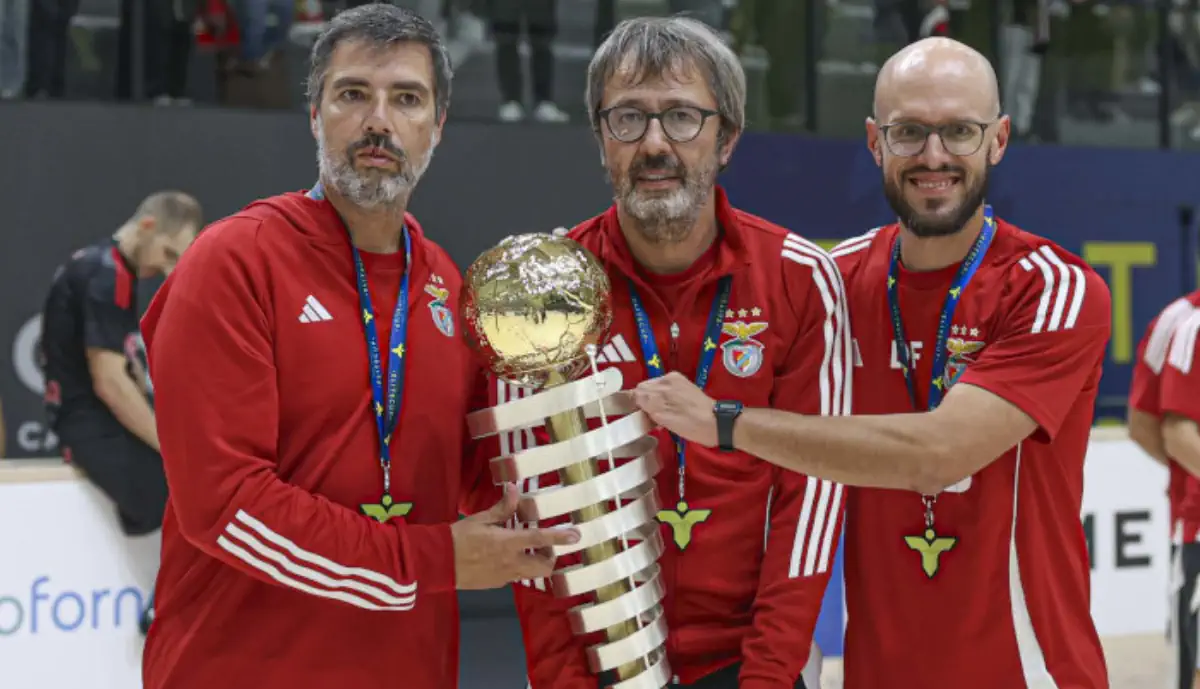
[461,232,613,390]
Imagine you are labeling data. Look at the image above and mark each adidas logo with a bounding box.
[593,335,637,365]
[298,295,333,323]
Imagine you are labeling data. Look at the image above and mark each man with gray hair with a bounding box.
[472,14,843,689]
[138,6,578,689]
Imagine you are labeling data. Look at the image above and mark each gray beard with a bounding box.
[612,157,717,244]
[315,128,434,210]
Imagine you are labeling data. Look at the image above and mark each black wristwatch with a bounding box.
[713,400,744,452]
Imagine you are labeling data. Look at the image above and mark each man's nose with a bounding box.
[362,97,393,135]
[639,118,673,157]
[916,132,954,168]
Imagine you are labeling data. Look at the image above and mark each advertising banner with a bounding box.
[0,476,159,689]
[1080,437,1169,636]
[0,436,1171,689]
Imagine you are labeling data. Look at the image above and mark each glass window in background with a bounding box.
[806,0,1168,149]
[1158,0,1200,150]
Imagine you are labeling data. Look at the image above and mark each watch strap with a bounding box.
[714,401,743,452]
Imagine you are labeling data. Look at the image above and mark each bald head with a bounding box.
[873,38,999,123]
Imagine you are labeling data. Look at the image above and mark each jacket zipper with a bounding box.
[668,322,681,369]
[654,302,681,678]
[637,277,723,683]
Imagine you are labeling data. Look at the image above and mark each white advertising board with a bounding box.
[0,476,159,689]
[1081,437,1170,636]
[0,435,1178,689]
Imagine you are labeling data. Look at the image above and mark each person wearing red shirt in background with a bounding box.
[634,37,1112,689]
[466,16,848,689]
[1135,293,1200,689]
[138,6,578,689]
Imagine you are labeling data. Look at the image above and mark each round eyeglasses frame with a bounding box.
[877,120,997,157]
[597,105,721,144]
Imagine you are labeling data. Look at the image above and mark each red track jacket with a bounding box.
[468,188,851,688]
[140,191,477,689]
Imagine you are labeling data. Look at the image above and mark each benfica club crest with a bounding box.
[424,277,455,338]
[721,321,768,377]
[944,326,985,390]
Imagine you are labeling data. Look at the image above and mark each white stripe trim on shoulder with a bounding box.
[1020,246,1087,333]
[830,226,882,258]
[1168,310,1200,376]
[217,509,416,611]
[1147,298,1195,373]
[781,235,851,417]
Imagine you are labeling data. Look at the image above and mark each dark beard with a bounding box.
[883,165,990,238]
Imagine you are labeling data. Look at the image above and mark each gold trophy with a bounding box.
[462,232,671,689]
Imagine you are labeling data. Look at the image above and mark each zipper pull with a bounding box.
[669,322,680,358]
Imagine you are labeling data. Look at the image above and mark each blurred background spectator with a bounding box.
[115,0,199,103]
[25,0,79,97]
[2,0,1198,149]
[490,0,569,123]
[0,0,28,98]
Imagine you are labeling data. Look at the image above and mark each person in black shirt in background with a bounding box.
[40,190,202,538]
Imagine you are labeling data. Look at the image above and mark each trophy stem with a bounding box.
[544,369,648,683]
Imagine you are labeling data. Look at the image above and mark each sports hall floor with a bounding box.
[817,634,1168,688]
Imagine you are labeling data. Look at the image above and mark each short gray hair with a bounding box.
[585,16,746,141]
[306,3,453,118]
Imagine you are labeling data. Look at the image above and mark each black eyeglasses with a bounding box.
[878,120,995,157]
[597,105,720,143]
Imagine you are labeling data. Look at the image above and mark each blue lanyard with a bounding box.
[628,275,732,500]
[308,183,412,500]
[886,206,996,412]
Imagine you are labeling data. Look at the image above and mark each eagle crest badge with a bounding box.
[721,321,768,378]
[944,327,986,390]
[424,278,455,338]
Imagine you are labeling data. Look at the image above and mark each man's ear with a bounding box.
[433,110,447,147]
[989,114,1012,166]
[137,215,157,235]
[865,117,883,167]
[310,106,319,140]
[718,129,741,168]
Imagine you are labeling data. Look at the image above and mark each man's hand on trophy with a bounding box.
[632,371,718,447]
[450,482,581,589]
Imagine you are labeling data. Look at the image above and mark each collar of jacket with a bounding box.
[592,185,753,282]
[302,191,434,276]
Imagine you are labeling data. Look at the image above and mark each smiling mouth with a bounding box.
[908,177,960,192]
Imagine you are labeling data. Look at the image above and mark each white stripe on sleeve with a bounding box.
[218,509,416,611]
[1167,311,1200,376]
[780,235,851,578]
[1021,246,1088,334]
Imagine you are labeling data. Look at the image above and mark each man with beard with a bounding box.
[469,15,846,689]
[137,6,579,689]
[632,37,1112,689]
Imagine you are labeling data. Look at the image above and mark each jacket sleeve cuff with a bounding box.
[400,521,457,595]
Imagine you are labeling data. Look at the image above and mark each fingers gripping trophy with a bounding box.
[462,232,672,689]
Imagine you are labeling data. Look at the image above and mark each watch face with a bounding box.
[716,401,742,414]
